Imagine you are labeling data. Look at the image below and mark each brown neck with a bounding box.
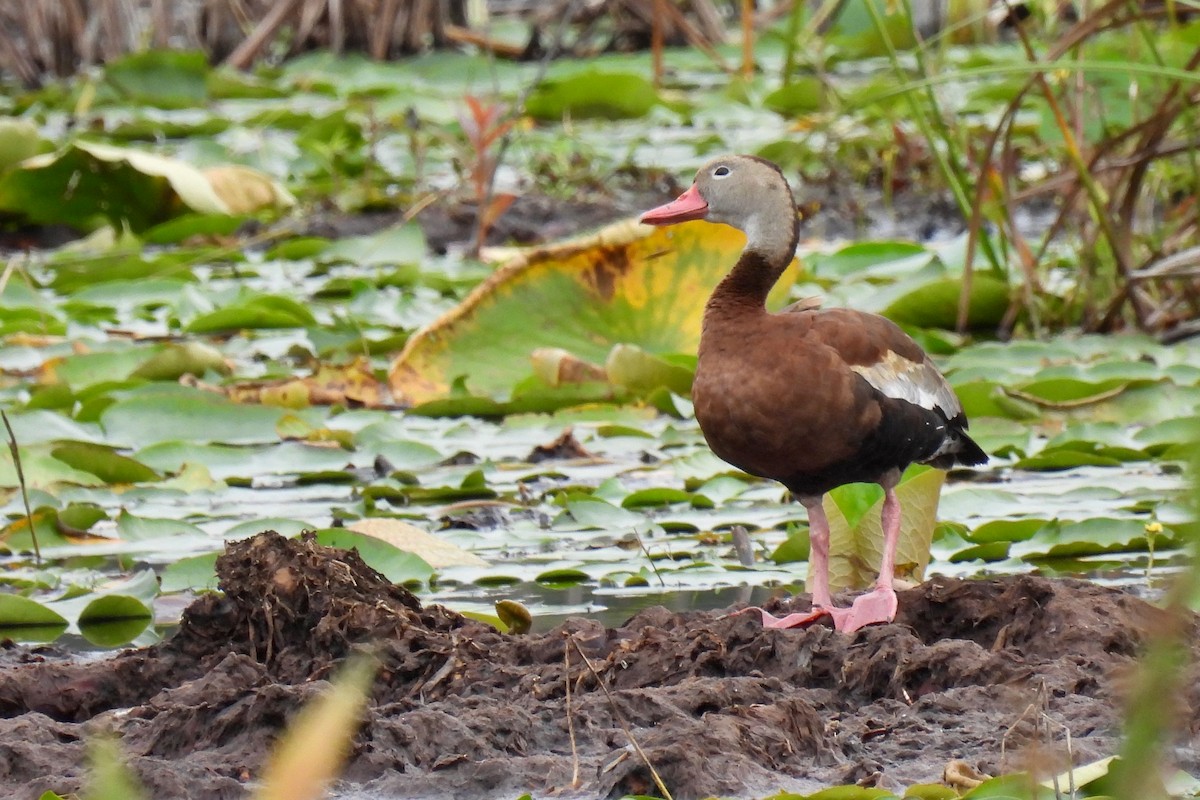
[709,249,786,312]
[705,210,799,321]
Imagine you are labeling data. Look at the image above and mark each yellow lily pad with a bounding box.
[388,219,801,404]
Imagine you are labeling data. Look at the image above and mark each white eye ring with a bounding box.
[712,165,731,179]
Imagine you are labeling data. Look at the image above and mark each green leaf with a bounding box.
[159,552,220,593]
[535,568,590,585]
[966,518,1048,544]
[130,342,231,381]
[312,529,434,584]
[882,276,1010,329]
[809,241,933,277]
[389,220,800,404]
[100,387,290,447]
[141,213,245,244]
[763,77,826,116]
[902,784,959,800]
[564,497,642,528]
[1010,518,1163,560]
[0,140,230,232]
[1012,450,1124,470]
[319,223,426,268]
[960,773,1057,799]
[806,787,902,799]
[77,594,153,625]
[604,344,694,397]
[621,487,693,508]
[525,71,658,120]
[822,467,945,591]
[0,594,70,628]
[1014,377,1129,404]
[116,510,207,542]
[771,525,810,563]
[50,442,161,484]
[57,503,109,534]
[185,293,318,333]
[101,50,209,109]
[0,117,44,172]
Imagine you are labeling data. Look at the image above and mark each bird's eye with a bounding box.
[713,165,731,179]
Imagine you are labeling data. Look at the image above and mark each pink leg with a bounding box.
[760,496,833,629]
[833,485,901,633]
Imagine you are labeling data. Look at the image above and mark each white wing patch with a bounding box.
[850,350,963,419]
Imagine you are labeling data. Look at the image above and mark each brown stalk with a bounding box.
[570,637,673,800]
[1,411,41,565]
[651,0,665,88]
[224,0,305,69]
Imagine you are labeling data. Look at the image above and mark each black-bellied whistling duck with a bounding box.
[640,155,988,633]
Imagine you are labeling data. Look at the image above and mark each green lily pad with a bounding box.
[0,140,229,231]
[101,50,209,109]
[320,223,426,268]
[883,275,1010,329]
[525,70,658,120]
[312,529,434,584]
[50,442,160,484]
[823,466,945,591]
[0,594,70,628]
[389,220,800,404]
[100,387,291,447]
[159,552,220,593]
[0,117,43,172]
[1010,518,1163,560]
[185,293,318,333]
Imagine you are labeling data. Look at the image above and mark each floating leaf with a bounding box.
[0,140,229,231]
[0,594,70,628]
[345,519,487,567]
[100,387,290,447]
[50,442,161,484]
[0,117,43,172]
[1009,518,1162,560]
[525,70,658,120]
[101,49,209,109]
[185,293,317,333]
[882,275,1010,329]
[605,344,694,397]
[159,552,220,593]
[389,220,800,404]
[320,223,426,268]
[313,529,434,583]
[130,342,231,381]
[763,77,826,116]
[535,567,590,585]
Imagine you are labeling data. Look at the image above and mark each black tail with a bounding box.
[928,424,988,469]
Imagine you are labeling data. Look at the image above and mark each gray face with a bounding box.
[691,155,797,257]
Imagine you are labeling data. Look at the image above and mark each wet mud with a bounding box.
[0,531,1196,800]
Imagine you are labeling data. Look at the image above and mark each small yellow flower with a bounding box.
[1144,521,1163,535]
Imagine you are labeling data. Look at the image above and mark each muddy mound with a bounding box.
[0,532,1195,800]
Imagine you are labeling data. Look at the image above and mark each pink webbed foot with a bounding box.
[828,585,898,633]
[758,606,831,629]
[725,605,832,628]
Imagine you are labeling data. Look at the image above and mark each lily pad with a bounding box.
[389,220,800,404]
[525,70,658,120]
[821,466,946,591]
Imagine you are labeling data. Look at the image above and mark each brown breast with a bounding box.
[692,308,883,483]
